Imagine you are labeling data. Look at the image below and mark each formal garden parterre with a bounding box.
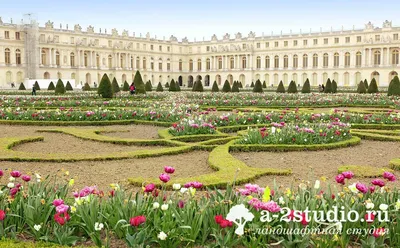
[1,74,400,247]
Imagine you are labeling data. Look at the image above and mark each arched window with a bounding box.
[108,55,113,68]
[333,53,339,67]
[55,51,60,66]
[150,57,154,70]
[265,56,270,69]
[41,49,47,65]
[197,59,202,71]
[345,52,350,67]
[70,53,75,67]
[283,55,288,68]
[242,56,246,69]
[5,48,11,64]
[274,55,279,68]
[229,57,234,69]
[356,52,362,67]
[256,56,261,69]
[84,52,88,67]
[167,59,171,71]
[323,53,328,67]
[136,57,140,69]
[218,57,222,69]
[179,59,182,71]
[159,58,163,71]
[206,58,211,70]
[189,59,194,71]
[16,49,21,65]
[293,55,298,68]
[374,50,381,65]
[303,54,308,68]
[392,50,399,65]
[142,57,147,69]
[313,54,318,68]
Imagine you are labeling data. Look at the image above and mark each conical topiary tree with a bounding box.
[262,81,267,88]
[169,79,177,92]
[165,82,170,88]
[239,81,243,88]
[388,76,400,96]
[357,80,367,94]
[133,71,146,94]
[368,78,379,93]
[253,79,263,93]
[83,82,91,91]
[222,80,231,92]
[111,78,120,94]
[98,74,113,98]
[66,81,73,91]
[212,81,219,92]
[287,80,298,93]
[123,81,130,91]
[145,80,153,91]
[232,81,240,92]
[193,80,204,92]
[176,81,181,92]
[47,81,55,90]
[276,80,285,93]
[324,78,333,93]
[55,79,66,95]
[34,81,40,90]
[156,82,164,92]
[301,78,311,93]
[332,80,338,93]
[19,83,26,90]
[364,79,368,90]
[250,81,255,87]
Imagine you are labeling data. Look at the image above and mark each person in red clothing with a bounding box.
[129,83,136,95]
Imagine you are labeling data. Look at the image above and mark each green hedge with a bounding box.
[338,165,393,178]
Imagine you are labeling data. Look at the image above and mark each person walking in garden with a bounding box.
[321,84,325,92]
[130,83,136,95]
[32,85,36,96]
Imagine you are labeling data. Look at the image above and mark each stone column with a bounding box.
[369,49,372,66]
[362,49,366,67]
[380,48,383,65]
[387,48,390,65]
[49,48,53,67]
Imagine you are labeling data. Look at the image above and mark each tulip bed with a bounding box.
[0,92,399,247]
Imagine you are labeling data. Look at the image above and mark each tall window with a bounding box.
[229,57,234,69]
[334,53,339,67]
[159,59,163,70]
[392,50,399,65]
[70,53,75,67]
[179,59,182,71]
[293,55,298,68]
[256,56,261,69]
[356,52,362,67]
[150,58,154,70]
[16,49,21,65]
[242,56,246,69]
[15,32,20,40]
[374,51,381,65]
[97,54,100,68]
[283,55,288,68]
[189,59,194,71]
[312,54,318,68]
[344,52,350,67]
[323,53,328,67]
[143,57,147,69]
[197,59,201,71]
[167,59,171,71]
[55,51,60,66]
[84,53,88,67]
[207,58,211,70]
[265,56,270,69]
[108,55,113,68]
[136,57,140,69]
[5,48,11,64]
[130,56,133,69]
[41,49,47,65]
[218,57,222,69]
[4,31,9,39]
[303,54,308,68]
[274,55,279,68]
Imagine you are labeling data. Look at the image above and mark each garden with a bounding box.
[0,73,400,247]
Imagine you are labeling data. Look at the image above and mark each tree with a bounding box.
[239,81,243,88]
[133,71,146,94]
[111,78,120,94]
[262,81,267,88]
[276,80,285,93]
[332,80,338,93]
[145,80,153,91]
[368,78,379,93]
[222,80,231,92]
[192,79,204,92]
[123,81,130,91]
[19,83,26,90]
[253,79,263,93]
[212,81,219,92]
[66,81,73,91]
[250,81,255,87]
[324,78,333,93]
[82,82,91,91]
[357,80,367,94]
[47,81,55,90]
[98,74,113,98]
[364,79,369,90]
[156,82,164,92]
[169,79,177,92]
[388,76,400,96]
[301,78,311,93]
[232,81,240,92]
[34,81,40,90]
[288,80,298,93]
[176,81,181,91]
[226,204,255,236]
[55,79,66,95]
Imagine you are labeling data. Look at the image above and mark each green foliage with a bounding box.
[18,83,26,90]
[47,81,55,91]
[98,74,113,98]
[169,79,177,92]
[262,81,267,88]
[156,82,164,92]
[133,71,146,94]
[388,76,400,96]
[287,80,298,93]
[145,80,153,92]
[111,78,120,93]
[176,81,181,92]
[222,80,231,92]
[357,80,367,94]
[82,83,91,91]
[55,79,66,95]
[211,81,219,92]
[253,79,263,93]
[276,80,285,93]
[231,81,240,92]
[165,82,169,88]
[364,79,369,89]
[332,80,338,93]
[122,81,130,91]
[250,81,255,87]
[65,81,73,91]
[239,81,243,88]
[368,78,379,93]
[34,81,40,90]
[301,78,311,93]
[192,80,204,92]
[324,78,333,93]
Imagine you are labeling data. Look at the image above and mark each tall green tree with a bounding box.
[112,78,120,94]
[145,80,153,91]
[232,81,240,92]
[169,79,177,92]
[288,80,298,93]
[368,78,379,93]
[156,82,164,92]
[388,76,400,96]
[133,71,146,94]
[332,80,338,93]
[357,80,367,94]
[324,78,333,93]
[212,81,219,92]
[276,80,285,93]
[301,78,311,93]
[192,80,204,92]
[98,74,114,98]
[47,81,55,90]
[123,81,130,91]
[253,79,263,93]
[55,79,66,95]
[222,80,231,92]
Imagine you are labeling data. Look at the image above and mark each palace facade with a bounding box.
[0,16,399,88]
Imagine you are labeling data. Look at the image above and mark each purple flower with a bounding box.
[22,175,31,182]
[164,166,175,174]
[356,183,368,193]
[184,181,203,189]
[262,201,281,213]
[144,183,155,193]
[369,186,375,193]
[383,172,396,182]
[178,200,185,208]
[342,171,354,179]
[53,199,64,207]
[10,171,22,178]
[371,179,385,187]
[159,174,170,183]
[335,174,345,185]
[56,204,69,214]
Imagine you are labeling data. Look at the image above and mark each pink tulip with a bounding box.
[10,171,22,178]
[383,172,396,182]
[342,171,354,179]
[164,166,175,174]
[178,200,185,208]
[22,175,31,182]
[335,174,345,185]
[159,174,170,183]
[0,170,3,177]
[53,199,64,207]
[56,204,69,214]
[356,183,368,193]
[369,186,375,193]
[144,183,155,193]
[371,179,385,187]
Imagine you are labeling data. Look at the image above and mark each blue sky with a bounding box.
[1,0,399,41]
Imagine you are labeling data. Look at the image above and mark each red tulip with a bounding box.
[144,183,155,193]
[22,175,31,182]
[10,171,22,178]
[0,210,5,221]
[164,166,175,174]
[130,215,146,227]
[159,174,170,183]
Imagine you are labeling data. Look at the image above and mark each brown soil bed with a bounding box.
[96,125,162,139]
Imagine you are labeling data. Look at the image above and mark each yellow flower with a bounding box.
[285,188,291,197]
[320,176,327,182]
[189,187,196,196]
[333,234,339,241]
[277,129,281,133]
[69,179,75,187]
[70,206,77,213]
[41,199,45,205]
[247,195,253,201]
[65,171,70,176]
[319,129,323,133]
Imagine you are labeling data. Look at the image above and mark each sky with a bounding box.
[1,0,399,41]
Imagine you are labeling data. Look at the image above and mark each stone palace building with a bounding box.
[0,16,399,88]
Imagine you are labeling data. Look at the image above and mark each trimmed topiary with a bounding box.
[34,81,40,90]
[55,79,66,95]
[262,81,267,88]
[176,81,181,92]
[357,80,367,94]
[156,82,164,92]
[250,81,255,87]
[169,79,177,92]
[19,83,26,90]
[222,80,231,92]
[253,79,263,93]
[83,82,91,91]
[212,81,219,92]
[276,80,285,93]
[239,81,243,88]
[133,71,146,94]
[332,80,338,93]
[145,81,153,92]
[324,78,333,93]
[368,78,379,93]
[364,79,369,90]
[192,80,204,92]
[47,81,55,90]
[111,78,120,94]
[98,74,114,98]
[388,76,400,96]
[232,81,240,92]
[123,81,129,91]
[287,80,298,93]
[66,81,73,91]
[165,82,170,88]
[301,78,311,93]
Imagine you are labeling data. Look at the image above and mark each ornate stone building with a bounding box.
[0,17,399,88]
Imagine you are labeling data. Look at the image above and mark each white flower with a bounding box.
[271,127,276,134]
[34,224,41,231]
[348,183,359,194]
[9,177,15,182]
[94,222,104,231]
[153,202,160,209]
[365,200,375,210]
[379,204,389,211]
[168,200,173,204]
[314,180,320,189]
[157,231,167,240]
[172,184,181,190]
[161,204,169,211]
[304,139,307,142]
[180,188,188,194]
[131,200,136,205]
[278,196,285,205]
[395,200,400,210]
[7,182,14,188]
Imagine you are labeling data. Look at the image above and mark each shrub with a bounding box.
[169,79,177,92]
[34,81,40,90]
[55,79,66,95]
[324,78,333,93]
[222,80,231,92]
[253,79,263,93]
[239,81,243,88]
[262,81,267,88]
[388,76,400,96]
[332,80,338,93]
[357,80,367,94]
[156,82,164,92]
[176,81,181,92]
[368,78,379,93]
[193,80,204,92]
[364,79,369,90]
[111,78,120,94]
[47,81,55,90]
[287,80,298,93]
[250,81,255,87]
[165,82,170,88]
[276,80,285,93]
[82,82,91,91]
[145,81,153,92]
[301,78,311,93]
[18,83,26,90]
[98,74,113,98]
[133,71,146,94]
[123,81,129,91]
[65,81,73,91]
[212,81,219,92]
[232,81,240,92]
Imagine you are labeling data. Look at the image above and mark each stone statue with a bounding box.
[365,21,374,30]
[122,30,129,37]
[74,24,82,32]
[211,34,217,41]
[66,24,68,30]
[45,20,54,29]
[0,17,3,25]
[170,35,178,41]
[383,20,392,28]
[182,37,188,43]
[223,33,230,40]
[60,23,62,29]
[235,32,242,39]
[87,25,94,34]
[248,31,256,38]
[112,28,118,36]
[146,32,150,39]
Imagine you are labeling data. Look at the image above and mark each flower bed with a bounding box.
[168,119,216,136]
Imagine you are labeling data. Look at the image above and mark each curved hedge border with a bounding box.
[0,119,172,127]
[338,165,393,178]
[351,124,400,130]
[389,159,400,170]
[351,131,400,142]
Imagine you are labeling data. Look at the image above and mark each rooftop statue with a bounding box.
[74,24,82,32]
[248,31,256,38]
[87,25,94,34]
[211,34,218,41]
[365,21,374,30]
[383,20,392,28]
[122,30,129,37]
[45,20,54,29]
[223,33,230,40]
[112,28,118,36]
[235,32,242,39]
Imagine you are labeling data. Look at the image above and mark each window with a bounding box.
[159,59,162,70]
[5,48,10,64]
[274,41,278,47]
[16,49,21,65]
[303,54,308,68]
[206,46,210,52]
[55,51,60,66]
[345,37,350,43]
[70,53,75,67]
[334,53,339,67]
[344,52,350,67]
[167,46,170,52]
[283,55,288,68]
[394,34,399,41]
[70,37,75,44]
[265,42,269,48]
[284,41,288,47]
[4,31,9,39]
[274,55,279,68]
[293,55,298,68]
[303,40,308,46]
[375,35,380,42]
[159,45,162,51]
[97,54,100,68]
[256,43,260,48]
[108,40,112,47]
[41,49,46,65]
[265,56,270,69]
[15,32,20,40]
[323,53,328,67]
[179,59,182,71]
[167,60,171,71]
[229,57,234,69]
[143,57,147,69]
[207,58,211,70]
[197,59,202,71]
[84,53,88,67]
[392,50,399,65]
[293,40,298,46]
[150,60,154,70]
[242,44,246,49]
[334,38,339,44]
[324,38,328,44]
[313,54,318,68]
[374,50,381,65]
[256,56,261,69]
[218,57,222,69]
[313,39,318,45]
[136,43,140,49]
[357,36,362,42]
[150,45,154,50]
[356,52,362,66]
[143,44,146,50]
[242,56,246,69]
[108,55,113,68]
[136,57,140,69]
[189,59,194,71]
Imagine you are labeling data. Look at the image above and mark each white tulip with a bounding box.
[94,222,104,231]
[157,231,167,240]
[161,204,169,211]
[7,182,14,188]
[153,202,160,209]
[314,180,320,189]
[9,177,15,182]
[34,224,41,231]
[379,204,389,211]
[173,184,181,190]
